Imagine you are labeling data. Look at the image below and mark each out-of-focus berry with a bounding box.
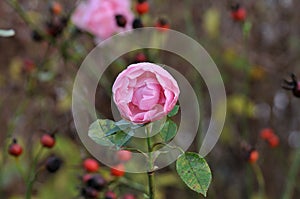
[8,139,23,157]
[110,164,125,177]
[83,158,99,172]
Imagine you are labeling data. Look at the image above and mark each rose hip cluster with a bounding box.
[71,0,170,42]
[242,128,280,164]
[81,150,135,199]
[32,1,67,42]
[260,128,280,148]
[9,131,62,177]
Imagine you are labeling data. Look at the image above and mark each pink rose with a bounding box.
[71,0,134,41]
[112,62,180,124]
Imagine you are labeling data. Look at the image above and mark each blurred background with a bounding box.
[1,0,300,198]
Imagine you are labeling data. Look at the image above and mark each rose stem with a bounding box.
[146,124,155,199]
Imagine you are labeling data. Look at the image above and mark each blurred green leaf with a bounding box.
[243,21,252,39]
[160,120,177,142]
[113,130,134,149]
[228,95,255,117]
[88,119,135,149]
[203,8,220,38]
[176,152,212,197]
[88,119,121,146]
[168,105,180,117]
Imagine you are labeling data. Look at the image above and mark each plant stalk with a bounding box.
[251,163,265,199]
[282,149,300,199]
[146,124,155,199]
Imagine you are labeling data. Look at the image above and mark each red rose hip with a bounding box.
[110,164,125,177]
[231,4,246,22]
[136,0,149,15]
[260,128,274,140]
[83,158,99,172]
[122,194,136,199]
[41,134,56,148]
[8,139,23,157]
[248,149,259,163]
[117,150,132,162]
[268,135,279,148]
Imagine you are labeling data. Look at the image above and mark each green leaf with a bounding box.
[160,120,177,142]
[176,152,212,197]
[168,105,180,117]
[112,130,134,149]
[88,119,121,147]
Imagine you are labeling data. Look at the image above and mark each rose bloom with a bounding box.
[112,62,180,124]
[71,0,134,41]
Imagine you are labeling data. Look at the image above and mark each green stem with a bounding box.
[282,149,300,199]
[5,0,34,29]
[15,158,26,182]
[118,177,147,193]
[25,146,43,199]
[146,125,155,199]
[251,163,265,199]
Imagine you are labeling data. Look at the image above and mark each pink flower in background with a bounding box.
[112,63,180,124]
[71,0,134,41]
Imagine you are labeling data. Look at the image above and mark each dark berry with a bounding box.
[155,17,170,31]
[115,14,127,28]
[86,174,106,191]
[282,74,300,97]
[8,139,23,157]
[105,191,117,199]
[136,1,149,15]
[83,158,99,172]
[46,155,62,173]
[132,18,144,29]
[46,21,64,37]
[81,187,99,199]
[40,134,55,148]
[31,30,44,42]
